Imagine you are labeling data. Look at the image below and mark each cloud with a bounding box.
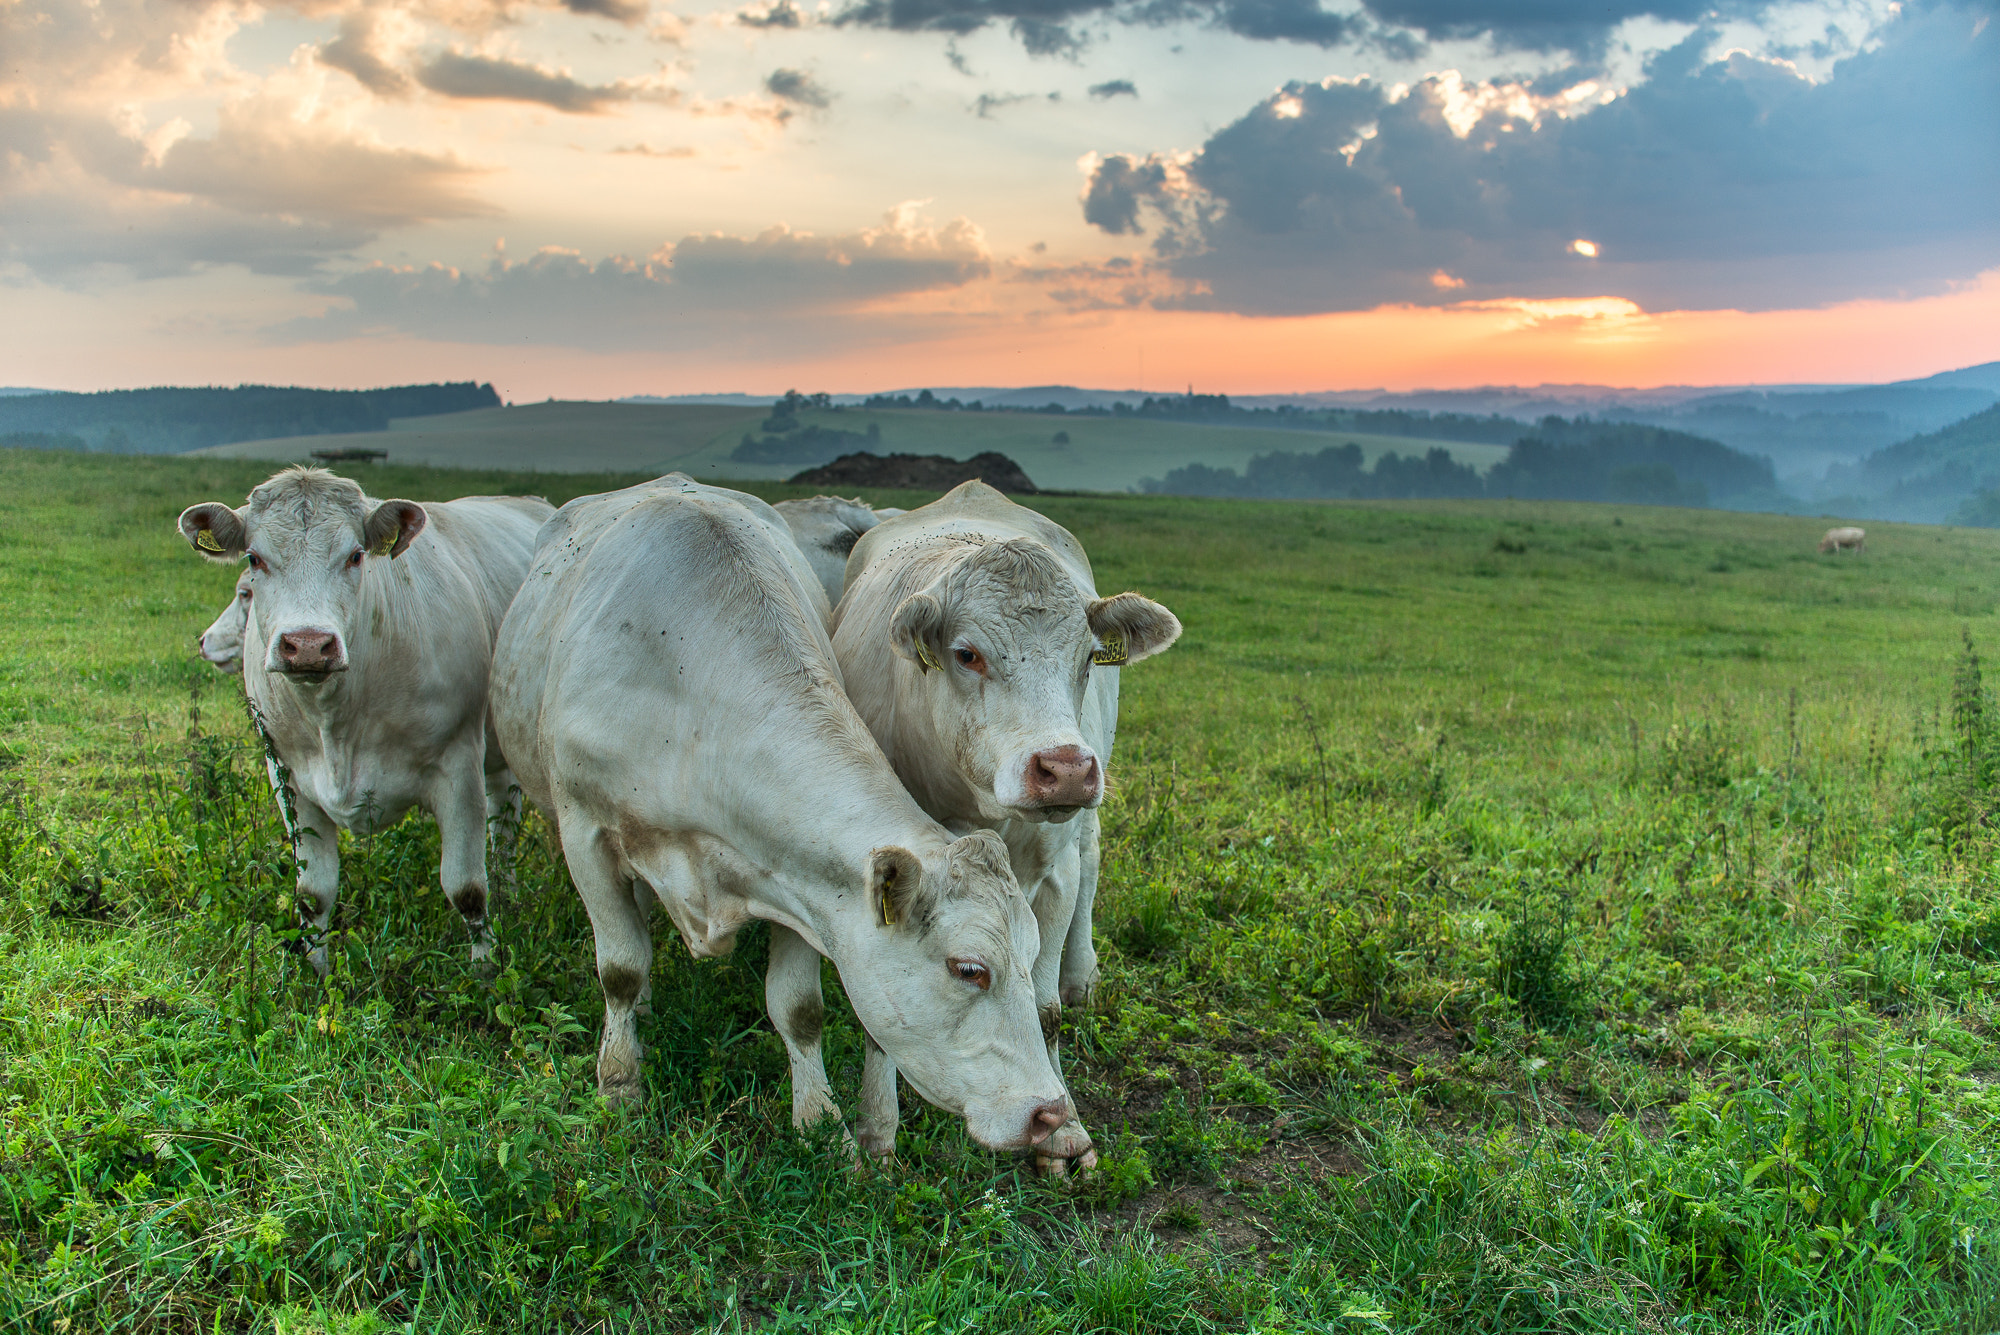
[739,0,807,25]
[559,0,650,22]
[1080,3,2000,313]
[1088,79,1138,98]
[766,68,833,109]
[1358,0,1713,54]
[318,16,413,96]
[271,204,993,349]
[415,52,662,113]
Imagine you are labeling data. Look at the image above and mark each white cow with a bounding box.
[177,468,552,972]
[197,572,252,672]
[1819,526,1866,554]
[774,496,882,610]
[831,480,1182,1173]
[489,474,1073,1155]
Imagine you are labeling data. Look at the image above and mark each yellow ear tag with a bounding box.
[370,529,398,558]
[879,867,898,926]
[914,642,943,674]
[195,529,224,554]
[1092,630,1128,667]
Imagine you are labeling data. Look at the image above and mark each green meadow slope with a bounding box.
[191,400,1506,492]
[2,448,1997,1333]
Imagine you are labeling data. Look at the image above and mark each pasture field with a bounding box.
[189,400,1502,494]
[3,447,1999,1333]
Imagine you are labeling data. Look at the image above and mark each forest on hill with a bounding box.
[1141,417,1784,510]
[0,383,499,454]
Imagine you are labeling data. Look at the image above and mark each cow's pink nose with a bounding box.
[279,630,340,671]
[1024,747,1100,806]
[1029,1099,1070,1143]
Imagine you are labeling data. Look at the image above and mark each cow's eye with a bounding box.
[348,548,365,568]
[238,588,251,602]
[954,646,986,673]
[948,957,991,991]
[246,552,265,572]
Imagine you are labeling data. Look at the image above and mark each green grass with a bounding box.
[188,401,1502,493]
[3,448,1999,1333]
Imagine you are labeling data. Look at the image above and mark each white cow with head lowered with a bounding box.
[489,474,1074,1156]
[831,480,1182,1174]
[177,468,552,972]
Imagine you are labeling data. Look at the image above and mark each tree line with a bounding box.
[1141,418,1782,508]
[0,383,501,454]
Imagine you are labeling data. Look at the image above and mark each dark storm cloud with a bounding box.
[834,0,1749,53]
[766,68,833,108]
[416,52,642,113]
[1080,3,2000,313]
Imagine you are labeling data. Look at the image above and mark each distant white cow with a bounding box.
[773,496,882,610]
[197,573,252,672]
[831,480,1182,1173]
[490,474,1073,1155]
[1819,526,1866,554]
[177,468,552,972]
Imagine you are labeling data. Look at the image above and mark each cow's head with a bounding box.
[196,573,252,673]
[177,468,426,684]
[888,538,1180,823]
[837,829,1074,1152]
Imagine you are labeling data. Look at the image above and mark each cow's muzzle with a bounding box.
[1020,746,1101,809]
[276,629,346,676]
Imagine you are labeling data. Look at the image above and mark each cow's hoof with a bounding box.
[597,1076,643,1108]
[305,943,330,979]
[468,939,494,966]
[1059,979,1097,1009]
[851,1122,897,1163]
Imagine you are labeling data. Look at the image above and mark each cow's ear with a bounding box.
[890,590,949,674]
[179,503,247,561]
[364,500,427,559]
[868,846,926,930]
[1087,592,1181,666]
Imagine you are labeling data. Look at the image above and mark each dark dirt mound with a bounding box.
[786,451,1038,495]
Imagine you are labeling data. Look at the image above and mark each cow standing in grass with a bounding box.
[197,572,252,672]
[1819,526,1866,554]
[490,475,1075,1155]
[829,480,1182,1174]
[177,467,552,973]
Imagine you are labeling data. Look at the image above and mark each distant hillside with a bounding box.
[1828,403,2000,523]
[1144,416,1783,510]
[0,383,499,454]
[191,399,1503,493]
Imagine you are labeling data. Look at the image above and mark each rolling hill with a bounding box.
[191,400,1507,493]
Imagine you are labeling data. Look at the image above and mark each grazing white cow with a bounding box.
[177,468,552,972]
[489,474,1073,1155]
[1819,526,1866,554]
[773,496,882,611]
[197,572,252,672]
[831,480,1182,1173]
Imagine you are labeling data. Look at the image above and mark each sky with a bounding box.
[2,0,1997,398]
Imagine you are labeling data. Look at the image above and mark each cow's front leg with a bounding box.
[289,791,340,977]
[433,751,494,963]
[564,825,651,1105]
[765,924,842,1132]
[856,1036,899,1162]
[1029,859,1096,1176]
[1060,810,1103,1008]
